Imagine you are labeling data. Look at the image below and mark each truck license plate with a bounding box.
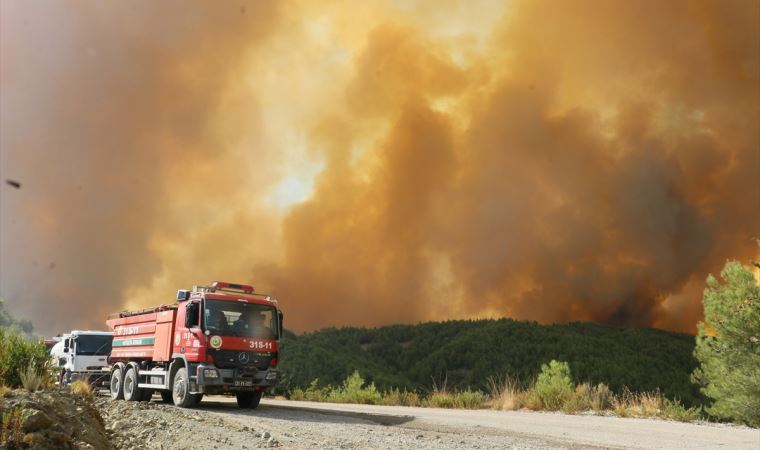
[234,380,253,387]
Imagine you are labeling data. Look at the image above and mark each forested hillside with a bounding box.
[0,298,34,336]
[279,319,700,405]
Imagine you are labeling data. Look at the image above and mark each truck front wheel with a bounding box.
[123,367,144,401]
[110,367,124,400]
[172,368,199,408]
[236,391,262,409]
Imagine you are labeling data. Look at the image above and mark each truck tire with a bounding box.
[123,367,143,401]
[236,391,262,409]
[172,368,198,408]
[110,367,124,400]
[160,390,173,403]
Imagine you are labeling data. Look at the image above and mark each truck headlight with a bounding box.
[265,371,277,381]
[203,369,219,379]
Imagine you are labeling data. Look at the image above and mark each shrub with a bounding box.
[424,385,485,409]
[327,371,382,405]
[560,383,614,413]
[662,398,702,422]
[425,391,456,408]
[533,360,574,411]
[455,389,486,409]
[382,388,421,407]
[424,376,456,408]
[289,378,329,402]
[693,260,760,427]
[288,388,305,401]
[0,328,50,388]
[69,380,95,400]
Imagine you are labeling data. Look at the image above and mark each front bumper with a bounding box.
[194,364,277,393]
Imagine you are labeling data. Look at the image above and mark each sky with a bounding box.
[1,0,758,336]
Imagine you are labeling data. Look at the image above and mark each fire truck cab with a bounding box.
[107,281,283,408]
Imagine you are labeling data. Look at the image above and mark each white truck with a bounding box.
[50,330,113,387]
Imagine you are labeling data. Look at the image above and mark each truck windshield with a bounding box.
[75,335,113,355]
[204,300,278,339]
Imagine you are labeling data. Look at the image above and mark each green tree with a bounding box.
[533,360,574,410]
[0,298,34,337]
[693,260,760,426]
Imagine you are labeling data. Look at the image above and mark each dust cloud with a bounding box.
[1,0,757,335]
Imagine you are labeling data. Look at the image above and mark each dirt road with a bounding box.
[205,398,757,449]
[101,396,759,449]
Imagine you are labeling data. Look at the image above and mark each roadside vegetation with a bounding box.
[283,255,759,427]
[279,317,701,406]
[289,364,703,422]
[0,301,109,449]
[0,327,53,390]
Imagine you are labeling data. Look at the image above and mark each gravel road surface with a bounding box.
[197,398,758,449]
[99,395,760,449]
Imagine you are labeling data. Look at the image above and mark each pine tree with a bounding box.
[692,260,760,426]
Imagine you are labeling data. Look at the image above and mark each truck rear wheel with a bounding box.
[236,391,262,409]
[172,368,198,408]
[123,367,143,401]
[110,367,124,400]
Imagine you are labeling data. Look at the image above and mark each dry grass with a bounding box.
[19,361,47,392]
[486,376,527,410]
[612,389,663,417]
[381,388,422,407]
[485,376,699,422]
[1,408,23,449]
[0,385,11,397]
[423,389,485,409]
[423,376,485,409]
[590,383,613,412]
[69,380,95,400]
[561,383,613,413]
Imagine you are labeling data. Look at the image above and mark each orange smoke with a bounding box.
[1,0,758,335]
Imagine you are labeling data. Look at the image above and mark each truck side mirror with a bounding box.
[277,311,284,339]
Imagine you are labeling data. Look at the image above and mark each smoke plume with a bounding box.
[1,0,758,335]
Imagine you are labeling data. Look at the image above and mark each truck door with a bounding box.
[174,301,203,360]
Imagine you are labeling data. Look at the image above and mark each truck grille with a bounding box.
[209,350,272,370]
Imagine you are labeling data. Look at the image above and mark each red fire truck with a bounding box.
[106,281,282,408]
